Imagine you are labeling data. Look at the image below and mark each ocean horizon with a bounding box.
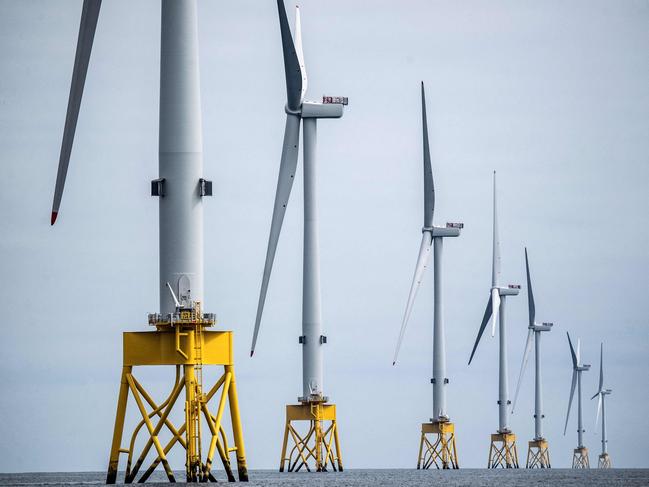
[1,469,648,486]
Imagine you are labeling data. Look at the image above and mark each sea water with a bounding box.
[1,469,648,486]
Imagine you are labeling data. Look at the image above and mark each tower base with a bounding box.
[488,432,519,468]
[598,453,611,468]
[572,447,590,469]
[279,402,343,472]
[526,439,551,468]
[417,421,459,469]
[106,329,248,483]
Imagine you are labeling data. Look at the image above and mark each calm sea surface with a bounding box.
[1,469,648,486]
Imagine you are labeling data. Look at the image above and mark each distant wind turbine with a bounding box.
[511,248,553,468]
[250,0,347,473]
[392,82,462,470]
[592,343,612,468]
[565,332,591,468]
[469,172,520,469]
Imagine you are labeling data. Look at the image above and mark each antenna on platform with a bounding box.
[165,282,182,309]
[468,172,521,468]
[250,0,346,473]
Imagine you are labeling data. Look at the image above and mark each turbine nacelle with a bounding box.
[495,285,520,297]
[530,322,553,332]
[301,101,345,118]
[285,99,346,118]
[422,225,461,238]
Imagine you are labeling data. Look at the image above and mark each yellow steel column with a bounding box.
[314,405,323,471]
[333,419,343,471]
[279,415,290,472]
[488,440,494,468]
[225,364,249,481]
[441,432,448,466]
[106,365,132,484]
[417,427,425,469]
[505,436,513,466]
[451,432,459,468]
[184,362,201,481]
[513,438,520,467]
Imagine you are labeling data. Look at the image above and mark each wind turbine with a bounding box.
[50,1,249,483]
[564,332,591,468]
[468,172,520,469]
[392,82,462,470]
[250,0,346,473]
[592,343,612,468]
[511,248,553,468]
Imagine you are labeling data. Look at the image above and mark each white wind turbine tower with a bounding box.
[564,332,591,468]
[392,82,462,470]
[592,343,612,468]
[250,0,346,473]
[468,172,520,469]
[50,0,249,483]
[511,248,553,468]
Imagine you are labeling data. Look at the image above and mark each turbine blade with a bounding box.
[525,247,535,326]
[468,295,493,365]
[51,0,102,224]
[594,393,602,428]
[250,114,301,356]
[599,342,604,391]
[490,288,500,337]
[567,332,578,368]
[392,231,433,365]
[421,82,434,227]
[293,6,307,104]
[577,338,581,365]
[564,370,578,435]
[491,171,500,287]
[277,0,305,112]
[512,328,534,414]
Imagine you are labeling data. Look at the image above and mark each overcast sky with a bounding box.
[1,0,648,472]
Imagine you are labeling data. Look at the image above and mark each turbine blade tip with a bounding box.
[50,211,58,225]
[392,361,396,366]
[250,350,254,357]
